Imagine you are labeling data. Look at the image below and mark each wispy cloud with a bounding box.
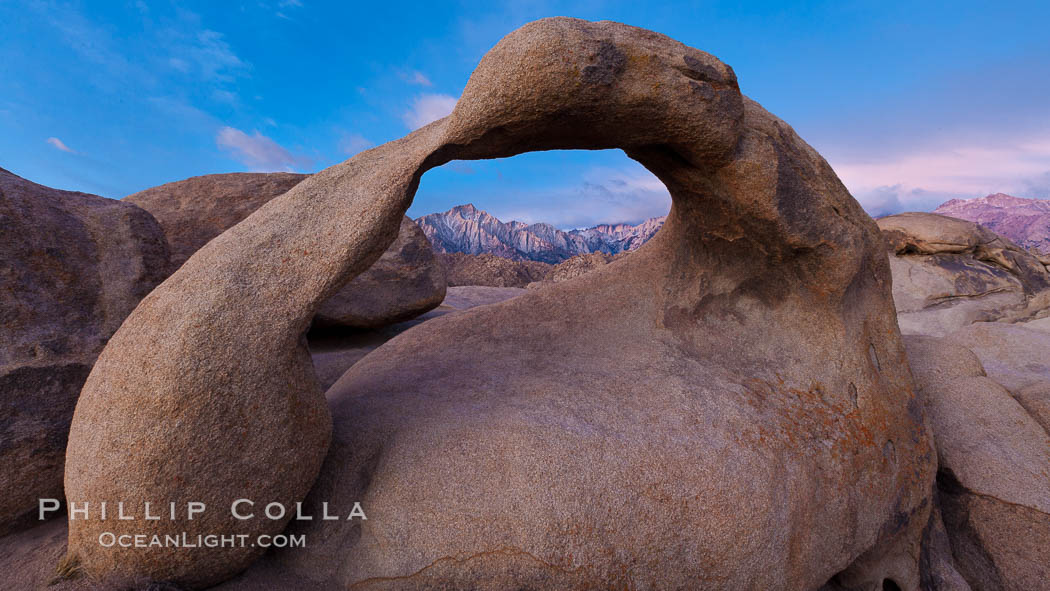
[273,0,303,20]
[171,29,247,83]
[168,57,190,72]
[399,70,432,86]
[1020,171,1050,199]
[40,2,247,110]
[402,93,457,129]
[148,96,219,129]
[216,126,309,172]
[46,137,75,153]
[211,89,238,104]
[339,132,373,156]
[35,2,146,94]
[808,46,1050,216]
[495,165,671,229]
[831,129,1050,216]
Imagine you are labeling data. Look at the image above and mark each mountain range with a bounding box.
[415,204,665,263]
[933,193,1050,254]
[415,194,1050,263]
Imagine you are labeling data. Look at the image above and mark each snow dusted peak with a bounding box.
[415,205,667,263]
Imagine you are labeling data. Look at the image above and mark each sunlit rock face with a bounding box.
[124,172,310,271]
[127,173,447,329]
[62,17,933,590]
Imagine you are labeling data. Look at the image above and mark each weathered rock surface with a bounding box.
[949,321,1050,394]
[441,285,526,310]
[925,376,1050,512]
[313,217,446,328]
[417,203,665,263]
[0,288,528,589]
[0,517,71,590]
[934,192,1050,255]
[441,249,634,290]
[309,309,452,392]
[1008,319,1050,433]
[878,212,1050,336]
[918,498,973,591]
[931,376,1050,591]
[526,251,628,288]
[905,335,1050,590]
[902,335,986,385]
[441,252,550,287]
[1012,381,1050,435]
[125,172,309,269]
[949,321,1050,433]
[63,18,933,590]
[0,167,169,536]
[938,489,1050,591]
[1023,315,1050,332]
[311,287,524,392]
[128,173,447,328]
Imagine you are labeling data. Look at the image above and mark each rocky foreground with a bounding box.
[879,212,1050,336]
[1,17,1048,591]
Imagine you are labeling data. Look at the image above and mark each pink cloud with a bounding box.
[215,126,309,172]
[46,137,75,153]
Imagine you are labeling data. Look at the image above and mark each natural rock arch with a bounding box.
[64,17,933,590]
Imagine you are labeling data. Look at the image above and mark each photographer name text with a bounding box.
[38,499,367,521]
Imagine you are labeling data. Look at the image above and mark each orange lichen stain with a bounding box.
[736,377,888,466]
[625,52,651,67]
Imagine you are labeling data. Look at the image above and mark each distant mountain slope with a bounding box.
[934,193,1050,254]
[414,204,665,263]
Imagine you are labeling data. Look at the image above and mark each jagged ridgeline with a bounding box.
[416,203,665,263]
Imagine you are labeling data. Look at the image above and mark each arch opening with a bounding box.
[308,148,673,387]
[409,148,671,235]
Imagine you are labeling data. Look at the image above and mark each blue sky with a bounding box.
[2,1,1049,227]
